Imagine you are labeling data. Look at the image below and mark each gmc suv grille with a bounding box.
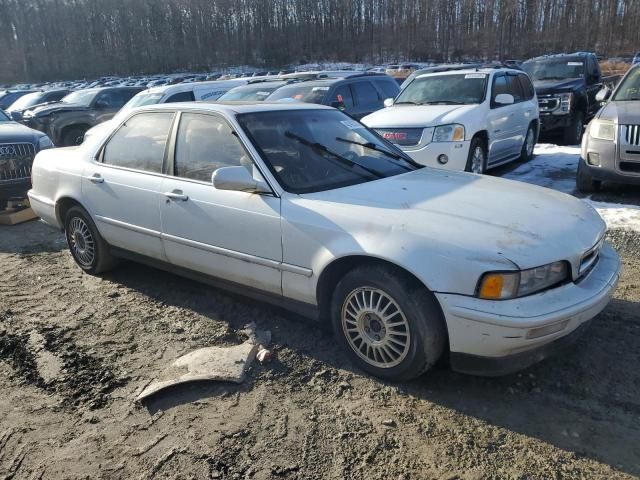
[622,124,640,147]
[538,95,559,112]
[0,143,36,182]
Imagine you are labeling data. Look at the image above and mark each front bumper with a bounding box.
[402,140,470,171]
[0,179,31,201]
[436,242,620,375]
[539,113,572,132]
[582,134,640,185]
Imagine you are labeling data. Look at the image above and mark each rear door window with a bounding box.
[374,79,400,99]
[517,74,535,100]
[507,74,525,102]
[352,81,380,107]
[102,112,174,173]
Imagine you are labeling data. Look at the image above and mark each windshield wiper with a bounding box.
[335,137,404,162]
[284,131,385,178]
[423,100,466,105]
[394,101,423,105]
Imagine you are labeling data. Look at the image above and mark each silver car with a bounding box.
[578,64,640,192]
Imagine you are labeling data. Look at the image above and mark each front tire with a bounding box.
[331,265,446,381]
[563,111,584,145]
[465,137,487,174]
[64,206,117,274]
[576,159,602,193]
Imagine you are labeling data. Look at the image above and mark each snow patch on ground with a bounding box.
[501,144,640,232]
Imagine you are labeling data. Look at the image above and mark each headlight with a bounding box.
[432,124,465,142]
[589,119,616,141]
[38,136,54,150]
[553,93,573,114]
[477,261,569,299]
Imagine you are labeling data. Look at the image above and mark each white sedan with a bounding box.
[28,103,620,380]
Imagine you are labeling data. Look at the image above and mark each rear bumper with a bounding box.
[27,191,60,228]
[436,242,620,375]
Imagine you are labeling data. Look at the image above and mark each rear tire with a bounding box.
[62,126,87,147]
[465,137,487,174]
[331,265,446,381]
[520,124,537,162]
[64,206,118,274]
[576,159,602,194]
[563,111,584,145]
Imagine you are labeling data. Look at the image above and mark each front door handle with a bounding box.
[164,190,189,201]
[85,173,104,184]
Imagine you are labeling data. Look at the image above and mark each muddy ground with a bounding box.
[0,220,639,480]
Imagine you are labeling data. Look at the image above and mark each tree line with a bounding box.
[1,0,639,83]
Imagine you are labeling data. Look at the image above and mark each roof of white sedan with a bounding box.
[135,101,334,115]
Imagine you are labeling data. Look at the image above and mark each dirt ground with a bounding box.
[0,220,639,480]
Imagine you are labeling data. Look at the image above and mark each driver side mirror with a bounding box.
[212,166,270,194]
[595,87,611,103]
[384,98,394,108]
[494,93,515,106]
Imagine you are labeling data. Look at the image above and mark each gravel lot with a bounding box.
[1,149,639,479]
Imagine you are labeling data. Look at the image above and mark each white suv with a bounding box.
[362,67,540,173]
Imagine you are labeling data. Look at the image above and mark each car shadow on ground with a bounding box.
[0,220,67,254]
[106,259,640,477]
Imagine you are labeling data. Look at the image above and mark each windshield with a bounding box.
[6,92,43,111]
[265,84,330,103]
[62,90,98,106]
[219,85,283,101]
[522,60,584,81]
[613,68,640,101]
[0,110,10,122]
[396,74,487,105]
[237,109,419,194]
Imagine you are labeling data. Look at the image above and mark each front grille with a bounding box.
[0,143,36,182]
[374,128,424,147]
[538,96,559,112]
[622,124,640,147]
[577,237,604,281]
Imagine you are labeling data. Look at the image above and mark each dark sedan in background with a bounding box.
[4,89,72,122]
[0,109,53,209]
[578,64,640,192]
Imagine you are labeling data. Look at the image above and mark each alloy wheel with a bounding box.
[69,217,95,267]
[341,287,411,369]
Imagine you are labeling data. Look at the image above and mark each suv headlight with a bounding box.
[432,124,465,142]
[589,119,616,141]
[553,93,573,114]
[477,261,569,299]
[38,135,54,150]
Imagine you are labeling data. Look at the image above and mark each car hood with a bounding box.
[598,100,640,124]
[28,102,87,117]
[362,104,477,128]
[0,121,41,143]
[297,168,605,271]
[533,78,585,95]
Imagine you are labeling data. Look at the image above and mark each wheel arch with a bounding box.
[315,254,439,324]
[60,123,92,145]
[471,129,489,148]
[55,196,85,227]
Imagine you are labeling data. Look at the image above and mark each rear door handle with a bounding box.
[164,190,189,201]
[85,173,104,184]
